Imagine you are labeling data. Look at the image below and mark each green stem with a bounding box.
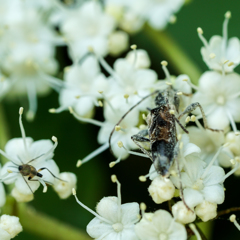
[143,24,202,85]
[0,103,10,164]
[18,203,92,240]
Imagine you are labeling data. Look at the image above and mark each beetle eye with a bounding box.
[18,166,23,171]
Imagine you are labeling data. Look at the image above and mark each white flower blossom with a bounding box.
[60,1,116,58]
[195,200,217,222]
[126,49,151,69]
[0,108,60,196]
[54,55,109,117]
[0,215,22,240]
[73,176,140,240]
[108,31,129,56]
[171,157,225,208]
[192,71,240,130]
[135,210,187,240]
[198,11,240,72]
[148,176,175,204]
[172,201,196,224]
[53,172,77,199]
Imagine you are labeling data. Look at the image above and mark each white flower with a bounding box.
[108,31,129,56]
[60,1,116,58]
[195,200,217,222]
[135,210,187,240]
[0,215,23,239]
[53,172,77,199]
[11,187,33,203]
[87,197,140,240]
[172,201,196,224]
[192,71,240,130]
[0,108,60,196]
[55,55,108,117]
[0,1,61,119]
[0,165,6,208]
[73,177,140,240]
[126,49,151,69]
[107,58,158,110]
[198,11,240,72]
[188,126,226,164]
[148,176,175,204]
[171,157,225,208]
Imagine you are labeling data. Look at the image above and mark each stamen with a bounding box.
[26,81,37,121]
[43,136,58,160]
[201,145,224,179]
[182,78,200,91]
[38,178,48,193]
[230,214,240,231]
[209,53,216,59]
[197,27,209,49]
[121,144,149,158]
[222,161,240,181]
[111,175,122,222]
[130,44,137,68]
[72,188,112,224]
[140,202,146,217]
[69,107,103,127]
[109,152,123,168]
[161,61,171,82]
[98,92,116,113]
[0,149,19,165]
[19,108,30,158]
[98,100,103,107]
[124,94,129,104]
[49,105,68,114]
[226,110,238,133]
[80,141,110,165]
[189,224,202,240]
[222,11,231,56]
[139,176,147,182]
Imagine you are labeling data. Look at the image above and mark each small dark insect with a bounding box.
[109,86,221,176]
[8,154,65,194]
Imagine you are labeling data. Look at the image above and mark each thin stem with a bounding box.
[143,24,202,85]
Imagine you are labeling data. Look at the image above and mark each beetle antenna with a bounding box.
[108,90,159,154]
[26,153,45,164]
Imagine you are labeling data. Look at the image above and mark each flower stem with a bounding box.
[0,103,10,164]
[143,24,202,85]
[2,197,91,240]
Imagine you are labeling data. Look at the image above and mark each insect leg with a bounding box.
[28,178,53,185]
[131,130,153,161]
[178,102,222,131]
[109,90,160,154]
[21,175,34,194]
[37,168,67,182]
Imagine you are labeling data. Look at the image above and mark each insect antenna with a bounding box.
[26,153,45,164]
[38,167,67,182]
[17,155,24,164]
[108,90,159,154]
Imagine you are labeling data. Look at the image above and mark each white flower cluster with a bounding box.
[0,107,77,204]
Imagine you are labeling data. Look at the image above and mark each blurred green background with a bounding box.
[1,0,240,239]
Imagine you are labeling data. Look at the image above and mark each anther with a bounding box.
[165,82,172,85]
[7,169,12,173]
[177,92,182,95]
[111,174,117,183]
[223,60,229,64]
[225,11,231,19]
[228,62,234,67]
[19,107,24,115]
[209,53,216,59]
[88,46,94,52]
[109,162,116,168]
[140,202,146,211]
[190,115,196,122]
[115,125,121,131]
[68,106,73,114]
[139,176,147,182]
[52,136,57,142]
[142,114,147,120]
[197,27,203,34]
[49,108,56,113]
[235,132,240,136]
[117,141,123,148]
[130,44,137,50]
[72,188,76,195]
[139,124,147,130]
[75,95,80,99]
[124,94,129,99]
[179,142,183,150]
[98,101,103,107]
[161,61,168,66]
[169,110,175,115]
[76,160,82,168]
[64,66,71,72]
[169,15,177,24]
[185,116,190,123]
[177,134,182,141]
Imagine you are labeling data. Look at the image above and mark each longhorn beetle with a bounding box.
[7,154,66,194]
[109,85,221,176]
